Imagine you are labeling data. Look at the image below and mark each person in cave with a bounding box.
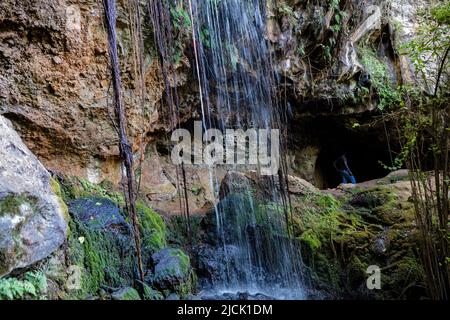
[334,154,357,185]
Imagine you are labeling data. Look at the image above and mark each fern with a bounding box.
[0,272,47,300]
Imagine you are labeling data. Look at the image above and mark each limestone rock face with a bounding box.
[269,0,427,113]
[0,115,68,277]
[0,0,194,184]
[389,0,429,86]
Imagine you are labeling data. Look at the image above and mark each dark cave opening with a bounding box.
[290,112,398,190]
[314,139,392,190]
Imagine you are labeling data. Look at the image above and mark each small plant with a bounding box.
[278,3,295,18]
[323,0,347,63]
[170,4,191,32]
[0,272,47,300]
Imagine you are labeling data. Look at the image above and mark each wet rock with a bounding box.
[150,248,195,296]
[0,115,68,277]
[165,293,180,300]
[373,228,389,256]
[194,244,241,286]
[219,171,317,201]
[68,197,127,231]
[111,287,141,300]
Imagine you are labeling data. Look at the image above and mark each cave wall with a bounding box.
[288,113,394,189]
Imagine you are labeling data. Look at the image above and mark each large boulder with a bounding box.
[293,175,426,299]
[149,248,195,297]
[0,115,68,277]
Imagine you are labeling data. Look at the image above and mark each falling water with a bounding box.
[150,0,306,299]
[187,0,305,299]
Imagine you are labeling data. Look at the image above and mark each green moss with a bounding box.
[59,176,125,206]
[293,193,343,246]
[167,215,203,246]
[178,271,197,299]
[136,201,167,256]
[431,3,450,24]
[300,230,322,250]
[291,184,425,299]
[169,249,190,275]
[112,287,141,300]
[0,194,32,217]
[50,178,71,226]
[142,284,164,300]
[175,250,197,299]
[57,175,192,299]
[65,216,135,299]
[151,248,196,299]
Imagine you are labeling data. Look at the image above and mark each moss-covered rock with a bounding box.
[48,175,196,300]
[291,183,425,299]
[57,175,125,206]
[111,287,141,300]
[0,116,69,278]
[149,248,196,299]
[142,283,164,300]
[137,202,167,260]
[65,215,136,299]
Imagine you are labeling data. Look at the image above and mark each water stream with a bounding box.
[151,0,306,299]
[187,0,305,299]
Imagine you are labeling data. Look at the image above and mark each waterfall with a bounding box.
[187,0,305,299]
[151,0,306,299]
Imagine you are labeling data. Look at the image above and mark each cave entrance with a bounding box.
[290,113,397,190]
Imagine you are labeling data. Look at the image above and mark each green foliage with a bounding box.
[383,2,450,173]
[431,3,450,25]
[170,3,191,32]
[322,0,347,62]
[278,3,295,18]
[359,47,403,110]
[199,28,212,48]
[329,0,344,33]
[396,3,450,298]
[0,272,47,300]
[169,2,192,64]
[402,3,450,93]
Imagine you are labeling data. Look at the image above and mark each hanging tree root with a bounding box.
[101,0,144,284]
